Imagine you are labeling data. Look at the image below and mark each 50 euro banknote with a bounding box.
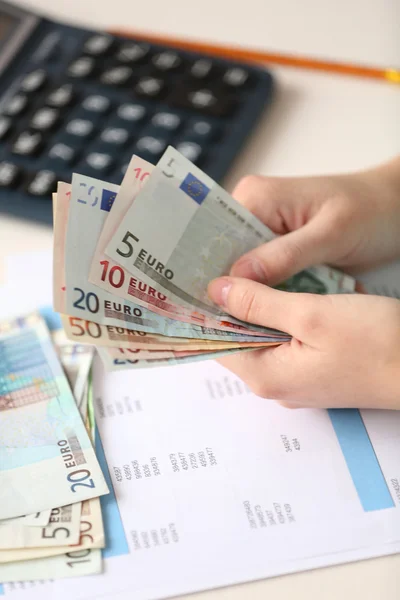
[60,315,279,351]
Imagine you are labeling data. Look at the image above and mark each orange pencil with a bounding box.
[110,28,400,85]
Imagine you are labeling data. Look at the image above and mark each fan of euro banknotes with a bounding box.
[0,146,356,583]
[55,145,355,370]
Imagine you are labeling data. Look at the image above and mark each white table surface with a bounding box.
[2,1,400,598]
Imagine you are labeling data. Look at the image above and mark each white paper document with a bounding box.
[1,357,400,598]
[0,252,400,599]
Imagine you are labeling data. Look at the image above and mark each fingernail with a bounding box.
[231,258,266,282]
[208,277,232,308]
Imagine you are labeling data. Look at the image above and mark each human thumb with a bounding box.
[230,220,330,286]
[207,276,320,337]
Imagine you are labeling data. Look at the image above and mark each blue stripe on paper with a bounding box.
[328,408,395,512]
[95,428,130,558]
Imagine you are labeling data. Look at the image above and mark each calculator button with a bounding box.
[151,51,182,72]
[135,136,167,157]
[151,112,181,131]
[100,127,129,145]
[83,34,115,57]
[134,76,166,99]
[82,95,111,114]
[0,162,21,188]
[184,118,217,141]
[189,89,218,110]
[83,152,114,173]
[46,84,76,108]
[116,103,147,122]
[2,94,28,117]
[175,141,203,163]
[25,170,57,197]
[168,86,235,117]
[100,65,133,86]
[30,107,60,131]
[20,69,47,93]
[188,59,214,80]
[116,42,150,64]
[0,116,12,140]
[12,131,43,157]
[48,142,77,165]
[222,67,249,87]
[68,57,96,79]
[65,118,95,138]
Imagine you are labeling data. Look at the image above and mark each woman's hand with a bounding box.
[208,277,400,409]
[229,156,400,285]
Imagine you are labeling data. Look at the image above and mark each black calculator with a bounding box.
[0,1,275,225]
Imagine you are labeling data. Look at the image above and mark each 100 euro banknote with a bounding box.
[0,545,102,583]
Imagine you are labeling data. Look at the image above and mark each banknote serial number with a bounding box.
[58,440,96,493]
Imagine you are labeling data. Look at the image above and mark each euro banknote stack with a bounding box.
[53,146,356,371]
[0,312,108,583]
